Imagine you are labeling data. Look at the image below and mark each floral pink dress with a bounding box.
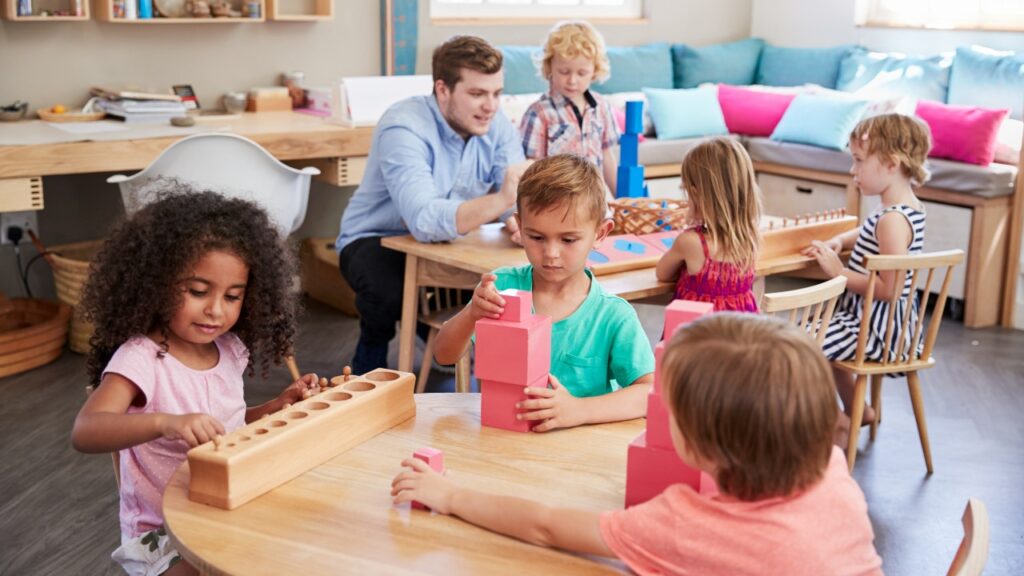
[673,226,759,313]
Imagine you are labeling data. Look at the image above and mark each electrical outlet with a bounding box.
[0,211,39,245]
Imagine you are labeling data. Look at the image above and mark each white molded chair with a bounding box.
[108,133,319,236]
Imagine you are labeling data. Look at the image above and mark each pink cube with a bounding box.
[625,432,704,507]
[645,392,674,451]
[497,289,532,323]
[412,447,445,510]
[475,314,552,385]
[663,300,714,340]
[481,373,548,433]
[653,341,666,396]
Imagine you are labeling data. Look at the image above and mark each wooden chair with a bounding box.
[837,249,965,473]
[416,287,471,394]
[761,276,847,346]
[947,498,990,576]
[83,385,121,489]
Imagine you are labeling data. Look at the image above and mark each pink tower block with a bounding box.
[481,373,548,432]
[475,315,552,385]
[625,432,704,507]
[645,392,674,450]
[412,447,445,510]
[653,341,666,396]
[497,289,532,323]
[663,299,715,340]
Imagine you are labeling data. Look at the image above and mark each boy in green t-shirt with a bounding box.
[434,154,655,432]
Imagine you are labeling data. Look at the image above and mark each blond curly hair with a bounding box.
[538,20,611,83]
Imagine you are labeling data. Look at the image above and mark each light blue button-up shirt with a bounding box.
[336,95,525,252]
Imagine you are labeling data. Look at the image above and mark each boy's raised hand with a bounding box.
[469,273,506,321]
[159,413,226,448]
[278,373,320,405]
[391,457,455,514]
[517,374,586,433]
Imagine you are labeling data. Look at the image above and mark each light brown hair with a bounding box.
[517,154,607,225]
[849,113,932,187]
[432,36,504,93]
[680,137,762,270]
[661,314,837,501]
[539,20,611,82]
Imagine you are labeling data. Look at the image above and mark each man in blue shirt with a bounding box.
[336,35,530,375]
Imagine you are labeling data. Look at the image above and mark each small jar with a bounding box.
[245,0,259,18]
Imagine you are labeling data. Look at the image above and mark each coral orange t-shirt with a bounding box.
[599,447,883,575]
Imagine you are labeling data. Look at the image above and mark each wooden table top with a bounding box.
[0,111,374,178]
[163,394,639,575]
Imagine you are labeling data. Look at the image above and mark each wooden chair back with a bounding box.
[419,286,467,319]
[418,286,472,393]
[851,250,965,371]
[760,276,847,346]
[83,385,121,489]
[947,498,990,576]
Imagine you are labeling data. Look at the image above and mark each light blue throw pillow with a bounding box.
[594,43,674,94]
[642,87,728,140]
[770,93,868,150]
[947,45,1024,120]
[756,44,861,89]
[671,38,765,88]
[500,46,548,95]
[836,51,952,103]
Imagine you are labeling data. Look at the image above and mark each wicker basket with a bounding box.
[0,296,72,378]
[49,240,105,354]
[609,198,689,235]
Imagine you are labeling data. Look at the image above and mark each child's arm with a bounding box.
[655,230,702,283]
[245,373,320,423]
[434,273,506,366]
[519,374,652,432]
[807,212,914,301]
[71,373,225,453]
[602,148,618,199]
[391,458,614,557]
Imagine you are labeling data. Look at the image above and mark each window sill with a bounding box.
[431,17,649,26]
[857,20,1024,33]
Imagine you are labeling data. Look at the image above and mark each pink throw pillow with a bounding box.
[915,100,1009,166]
[613,105,645,142]
[717,84,796,137]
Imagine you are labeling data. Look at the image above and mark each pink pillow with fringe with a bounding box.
[915,100,1009,166]
[717,84,796,136]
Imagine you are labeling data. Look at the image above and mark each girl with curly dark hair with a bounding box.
[71,187,319,576]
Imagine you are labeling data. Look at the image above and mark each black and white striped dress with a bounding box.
[822,204,926,368]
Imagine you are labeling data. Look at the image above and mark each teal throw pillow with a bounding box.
[947,45,1024,120]
[594,43,674,94]
[672,38,765,88]
[642,87,728,140]
[836,51,952,103]
[756,44,861,88]
[770,93,868,150]
[500,46,548,95]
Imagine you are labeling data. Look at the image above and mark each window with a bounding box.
[430,0,643,21]
[856,0,1024,31]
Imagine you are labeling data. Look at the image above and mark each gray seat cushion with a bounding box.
[638,134,742,167]
[744,137,1016,198]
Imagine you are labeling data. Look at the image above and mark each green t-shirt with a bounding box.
[491,264,655,398]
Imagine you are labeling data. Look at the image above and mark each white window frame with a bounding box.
[430,0,643,21]
[856,0,1024,32]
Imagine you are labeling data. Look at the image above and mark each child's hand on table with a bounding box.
[470,273,506,320]
[277,373,320,405]
[160,413,226,448]
[391,457,455,514]
[803,240,845,278]
[517,374,586,432]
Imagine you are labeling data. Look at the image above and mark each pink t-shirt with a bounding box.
[600,447,883,576]
[102,334,248,537]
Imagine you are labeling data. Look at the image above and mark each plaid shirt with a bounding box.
[519,90,620,167]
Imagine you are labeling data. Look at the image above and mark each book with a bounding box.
[90,86,182,102]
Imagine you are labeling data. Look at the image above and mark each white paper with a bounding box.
[47,121,131,134]
[335,75,432,126]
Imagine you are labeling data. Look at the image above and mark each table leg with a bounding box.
[398,254,419,373]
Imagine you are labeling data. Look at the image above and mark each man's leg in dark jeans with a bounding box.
[339,237,429,374]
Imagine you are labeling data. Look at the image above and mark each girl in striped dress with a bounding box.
[804,113,932,426]
[656,137,762,313]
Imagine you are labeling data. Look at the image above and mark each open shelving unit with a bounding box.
[93,0,265,22]
[266,0,330,20]
[2,0,89,20]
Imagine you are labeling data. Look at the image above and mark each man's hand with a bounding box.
[505,215,523,245]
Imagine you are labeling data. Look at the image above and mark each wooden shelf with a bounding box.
[2,0,89,20]
[93,0,265,22]
[266,0,330,21]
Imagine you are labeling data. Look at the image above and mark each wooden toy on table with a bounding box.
[586,233,666,275]
[474,289,552,432]
[186,368,417,510]
[411,447,445,510]
[626,300,716,507]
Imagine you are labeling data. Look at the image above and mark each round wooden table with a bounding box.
[163,394,642,575]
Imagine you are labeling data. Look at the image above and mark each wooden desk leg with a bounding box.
[398,254,419,373]
[964,202,1009,328]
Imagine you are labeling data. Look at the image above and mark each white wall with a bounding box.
[750,0,1024,53]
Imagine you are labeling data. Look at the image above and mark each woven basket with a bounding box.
[610,198,689,236]
[49,240,105,354]
[0,297,72,378]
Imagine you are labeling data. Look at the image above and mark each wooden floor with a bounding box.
[1,296,1022,575]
